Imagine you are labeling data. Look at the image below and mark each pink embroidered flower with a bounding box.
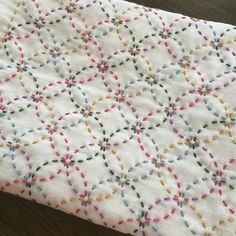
[131,122,145,134]
[212,170,225,187]
[46,122,58,135]
[80,191,92,207]
[82,31,92,43]
[97,61,108,73]
[61,154,75,168]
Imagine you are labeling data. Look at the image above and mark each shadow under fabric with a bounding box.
[0,0,236,235]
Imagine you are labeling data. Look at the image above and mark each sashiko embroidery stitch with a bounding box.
[0,0,236,235]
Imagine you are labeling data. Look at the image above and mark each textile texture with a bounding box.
[0,0,236,235]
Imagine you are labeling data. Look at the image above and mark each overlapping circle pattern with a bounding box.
[0,0,236,235]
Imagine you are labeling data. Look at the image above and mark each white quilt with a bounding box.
[0,0,236,235]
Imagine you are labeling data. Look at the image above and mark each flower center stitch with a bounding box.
[159,29,171,39]
[174,192,189,207]
[80,192,91,207]
[97,61,108,73]
[46,122,58,134]
[112,17,123,26]
[197,85,211,96]
[116,174,130,187]
[212,170,226,186]
[98,138,110,151]
[82,31,92,43]
[34,17,45,29]
[210,39,223,49]
[145,75,158,85]
[61,154,75,168]
[164,103,177,117]
[81,107,93,117]
[31,91,43,103]
[65,76,77,88]
[7,141,20,152]
[221,113,235,127]
[129,44,140,56]
[115,90,125,102]
[178,55,191,68]
[131,122,144,134]
[16,63,28,72]
[23,173,36,188]
[50,47,61,58]
[65,3,77,13]
[185,136,200,149]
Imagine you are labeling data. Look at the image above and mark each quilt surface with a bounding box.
[0,0,236,235]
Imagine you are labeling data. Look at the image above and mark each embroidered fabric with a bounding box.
[0,0,236,235]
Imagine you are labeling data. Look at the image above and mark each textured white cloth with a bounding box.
[0,0,236,235]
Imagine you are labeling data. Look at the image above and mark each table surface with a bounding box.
[0,1,235,236]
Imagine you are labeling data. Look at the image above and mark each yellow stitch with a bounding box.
[203,139,209,144]
[69,197,75,202]
[228,131,233,137]
[190,205,195,210]
[212,226,217,231]
[198,213,202,219]
[219,130,224,135]
[96,197,103,202]
[163,149,167,154]
[61,200,66,205]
